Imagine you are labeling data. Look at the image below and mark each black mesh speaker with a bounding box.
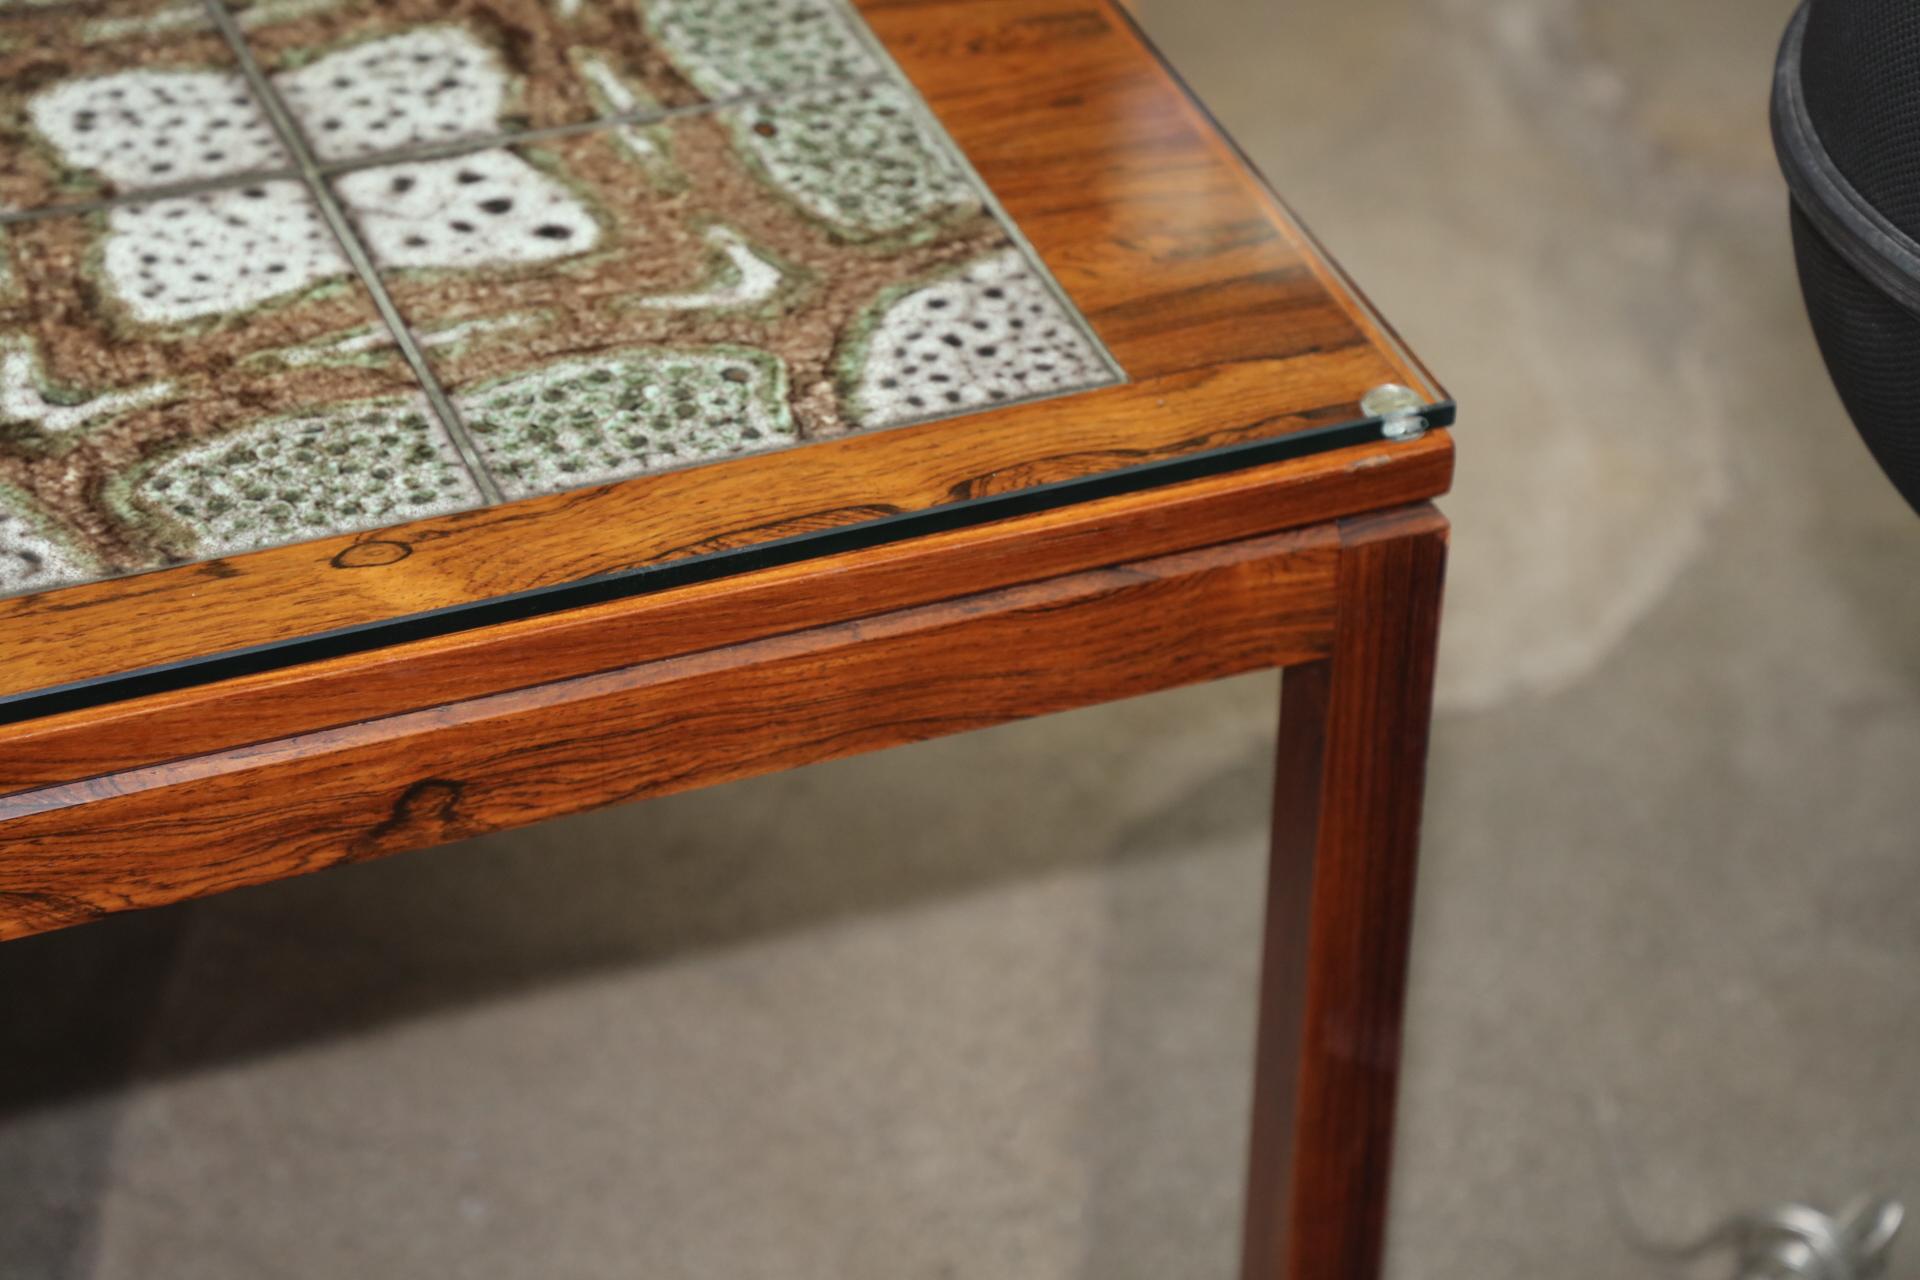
[1774,0,1920,513]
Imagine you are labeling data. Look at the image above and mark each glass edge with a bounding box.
[0,406,1449,729]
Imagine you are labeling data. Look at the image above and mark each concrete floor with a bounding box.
[7,0,1920,1276]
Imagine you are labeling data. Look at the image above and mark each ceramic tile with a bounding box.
[229,0,885,165]
[638,0,885,101]
[0,2,289,211]
[0,193,482,598]
[0,0,1118,598]
[336,84,1114,499]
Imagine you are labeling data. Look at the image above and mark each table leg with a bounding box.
[1240,504,1448,1280]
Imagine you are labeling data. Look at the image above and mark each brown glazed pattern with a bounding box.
[0,0,1116,598]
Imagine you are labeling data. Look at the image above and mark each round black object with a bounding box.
[1774,0,1920,512]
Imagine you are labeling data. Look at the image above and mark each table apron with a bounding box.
[0,520,1351,940]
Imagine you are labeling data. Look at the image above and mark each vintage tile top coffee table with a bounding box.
[0,0,1453,1274]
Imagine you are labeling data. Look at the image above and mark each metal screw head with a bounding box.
[1361,383,1428,441]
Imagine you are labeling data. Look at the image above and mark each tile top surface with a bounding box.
[0,0,1119,599]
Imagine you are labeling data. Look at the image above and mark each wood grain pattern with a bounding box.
[1241,505,1447,1280]
[0,525,1340,940]
[0,431,1449,791]
[869,0,1440,396]
[0,0,1438,706]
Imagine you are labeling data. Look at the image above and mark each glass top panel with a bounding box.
[0,0,1118,600]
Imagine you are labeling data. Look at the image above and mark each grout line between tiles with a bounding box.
[166,2,1117,511]
[196,0,507,505]
[0,167,303,226]
[0,75,893,227]
[0,71,898,228]
[312,76,896,176]
[819,0,1127,389]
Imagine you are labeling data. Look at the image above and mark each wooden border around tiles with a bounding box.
[0,432,1449,790]
[0,0,1440,707]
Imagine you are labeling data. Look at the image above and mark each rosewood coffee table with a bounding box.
[0,0,1452,1274]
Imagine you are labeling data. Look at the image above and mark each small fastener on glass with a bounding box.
[1360,383,1429,441]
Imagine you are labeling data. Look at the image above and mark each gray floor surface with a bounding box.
[7,0,1920,1276]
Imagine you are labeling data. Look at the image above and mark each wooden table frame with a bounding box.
[0,433,1448,1280]
[0,0,1452,1271]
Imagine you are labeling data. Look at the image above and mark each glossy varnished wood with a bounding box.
[0,0,1439,707]
[866,0,1440,392]
[0,431,1449,791]
[1242,505,1447,1280]
[0,525,1341,940]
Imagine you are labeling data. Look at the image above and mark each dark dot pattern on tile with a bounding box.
[26,68,289,191]
[843,249,1110,427]
[646,0,883,100]
[274,26,507,163]
[101,182,350,324]
[455,348,798,499]
[116,396,483,559]
[731,82,980,239]
[332,150,600,270]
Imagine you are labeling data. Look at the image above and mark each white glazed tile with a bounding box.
[274,27,509,163]
[332,150,600,270]
[101,181,351,324]
[26,68,288,191]
[845,248,1112,427]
